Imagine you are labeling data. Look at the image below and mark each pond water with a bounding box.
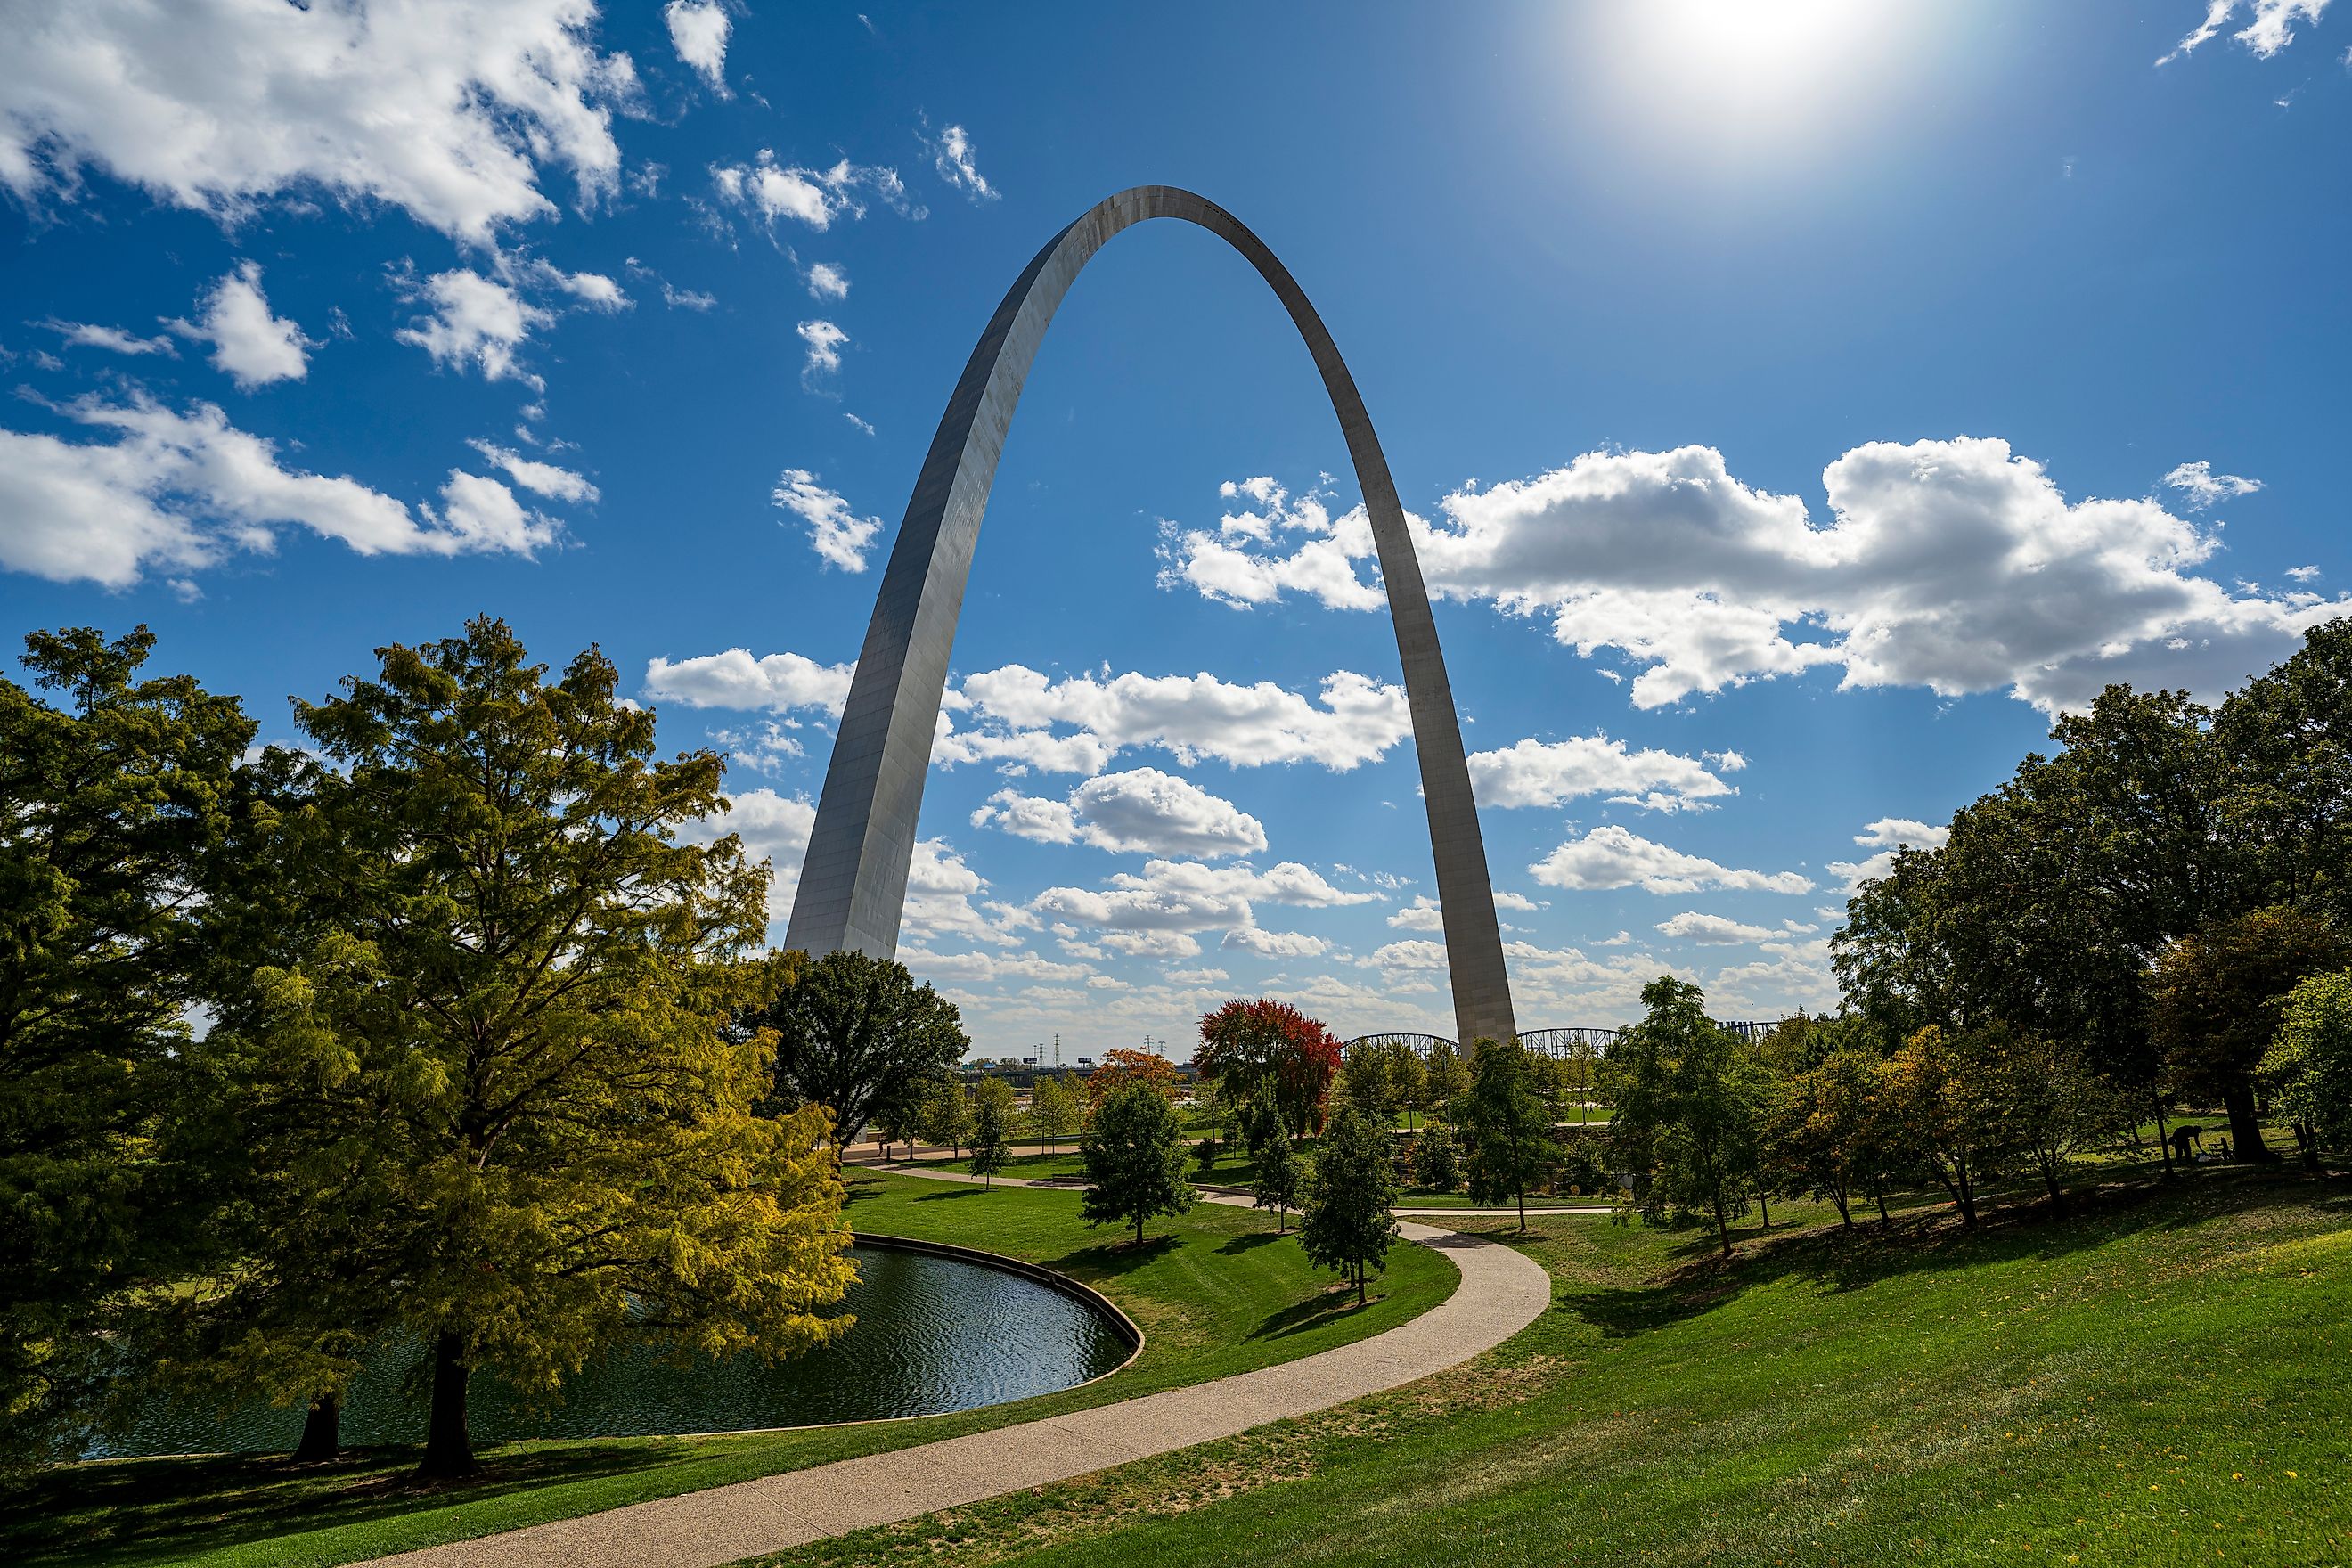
[87,1244,1131,1458]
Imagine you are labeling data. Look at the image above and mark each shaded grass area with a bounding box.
[771,1169,2352,1568]
[878,1146,1262,1185]
[4,1173,1455,1568]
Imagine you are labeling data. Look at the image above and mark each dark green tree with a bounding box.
[1253,1115,1303,1231]
[1605,978,1773,1254]
[1455,1038,1559,1232]
[968,1078,1015,1186]
[2149,904,2348,1159]
[1079,1082,1194,1245]
[0,626,250,1464]
[1412,1123,1462,1192]
[748,948,968,1145]
[1299,1102,1400,1305]
[2263,968,2352,1161]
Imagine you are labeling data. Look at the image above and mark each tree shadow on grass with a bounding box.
[1218,1231,1284,1255]
[1247,1286,1377,1340]
[3,1440,668,1568]
[1041,1232,1180,1282]
[1560,1167,2348,1341]
[913,1186,990,1202]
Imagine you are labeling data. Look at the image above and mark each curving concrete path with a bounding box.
[350,1188,1552,1568]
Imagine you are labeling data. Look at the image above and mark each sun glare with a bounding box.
[1590,0,1915,151]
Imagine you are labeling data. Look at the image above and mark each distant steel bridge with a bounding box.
[1346,1020,1782,1060]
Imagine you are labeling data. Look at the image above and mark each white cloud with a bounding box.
[899,945,1090,985]
[1852,816,1949,851]
[772,467,879,570]
[709,151,916,232]
[664,0,731,95]
[2159,0,2330,62]
[1162,442,2340,715]
[466,438,596,502]
[662,282,716,310]
[1654,911,1776,944]
[933,664,1411,776]
[797,318,846,383]
[902,837,1034,949]
[0,394,554,587]
[972,767,1268,859]
[804,262,848,300]
[1221,927,1330,959]
[2289,565,2322,583]
[43,318,176,356]
[1531,824,1814,895]
[167,261,311,388]
[2161,460,2263,510]
[1156,476,1384,613]
[928,122,996,200]
[1035,858,1373,954]
[1387,891,1544,931]
[1467,734,1739,813]
[396,269,551,384]
[1165,967,1229,985]
[845,412,876,437]
[0,0,638,245]
[1367,938,1450,971]
[642,647,853,714]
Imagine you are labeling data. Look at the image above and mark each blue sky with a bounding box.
[4,1,2347,1059]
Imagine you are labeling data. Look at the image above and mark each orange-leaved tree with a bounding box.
[1194,1000,1342,1136]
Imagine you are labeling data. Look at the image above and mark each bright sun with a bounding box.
[1593,0,1914,149]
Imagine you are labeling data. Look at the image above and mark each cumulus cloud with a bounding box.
[1221,927,1329,959]
[796,318,846,384]
[662,282,716,310]
[664,0,731,94]
[1531,824,1813,895]
[1387,891,1545,931]
[166,261,312,388]
[396,269,551,384]
[972,768,1268,859]
[2162,460,2263,510]
[804,262,849,300]
[0,394,554,586]
[932,665,1412,777]
[642,647,854,714]
[898,945,1090,985]
[1156,476,1384,613]
[1034,857,1374,958]
[927,122,996,200]
[1654,911,1776,944]
[1825,815,1953,892]
[647,648,1417,780]
[466,438,597,502]
[2159,0,2331,62]
[1852,816,1949,851]
[772,468,879,570]
[1161,441,2339,716]
[0,0,639,245]
[709,151,917,232]
[1467,734,1740,813]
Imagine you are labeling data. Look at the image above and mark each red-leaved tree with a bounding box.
[1194,1000,1342,1135]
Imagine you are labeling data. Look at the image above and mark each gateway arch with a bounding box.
[784,184,1520,1048]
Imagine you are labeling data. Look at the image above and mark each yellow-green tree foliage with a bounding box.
[189,618,853,1477]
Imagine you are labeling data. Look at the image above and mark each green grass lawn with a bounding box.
[767,1166,2352,1568]
[884,1146,1262,1186]
[4,1172,1455,1568]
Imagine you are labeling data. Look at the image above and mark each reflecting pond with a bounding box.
[88,1244,1131,1458]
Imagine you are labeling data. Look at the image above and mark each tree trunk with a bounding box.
[2296,1120,2319,1170]
[418,1330,477,1480]
[1713,1188,1731,1255]
[294,1392,340,1462]
[1756,1182,1771,1231]
[2040,1152,2067,1214]
[1133,1213,1144,1246]
[2222,1078,2272,1161]
[1355,1259,1366,1307]
[1831,1186,1852,1229]
[2154,1101,2176,1180]
[1515,1184,1526,1233]
[1875,1190,1891,1229]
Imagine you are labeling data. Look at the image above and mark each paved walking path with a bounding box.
[352,1188,1553,1568]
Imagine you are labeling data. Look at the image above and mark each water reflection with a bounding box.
[91,1245,1128,1458]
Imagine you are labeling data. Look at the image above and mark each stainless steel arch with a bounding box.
[784,184,1519,1048]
